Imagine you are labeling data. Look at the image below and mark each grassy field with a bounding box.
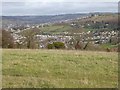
[2,49,118,88]
[40,25,74,34]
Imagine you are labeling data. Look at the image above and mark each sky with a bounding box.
[1,0,119,16]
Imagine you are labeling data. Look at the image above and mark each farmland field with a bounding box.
[2,49,118,88]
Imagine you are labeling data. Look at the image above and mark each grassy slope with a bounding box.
[40,25,76,34]
[2,49,118,88]
[39,14,118,34]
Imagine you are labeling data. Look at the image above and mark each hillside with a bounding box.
[2,13,89,28]
[38,13,118,34]
[2,13,118,50]
[2,49,118,88]
[2,13,118,32]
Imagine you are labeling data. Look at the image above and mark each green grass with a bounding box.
[2,49,118,88]
[100,43,118,49]
[40,25,87,35]
[40,25,72,34]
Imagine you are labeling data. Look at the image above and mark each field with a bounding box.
[2,49,118,88]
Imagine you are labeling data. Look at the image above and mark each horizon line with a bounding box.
[1,12,117,16]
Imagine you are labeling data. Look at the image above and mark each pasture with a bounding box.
[2,49,118,88]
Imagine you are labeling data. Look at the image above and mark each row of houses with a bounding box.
[10,26,118,49]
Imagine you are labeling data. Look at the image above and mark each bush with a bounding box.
[53,42,65,49]
[47,42,65,49]
[47,43,54,49]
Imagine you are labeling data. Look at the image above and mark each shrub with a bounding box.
[53,42,65,49]
[47,43,54,49]
[47,42,65,49]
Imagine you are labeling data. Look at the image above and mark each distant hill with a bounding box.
[38,13,118,34]
[2,13,118,32]
[2,13,89,28]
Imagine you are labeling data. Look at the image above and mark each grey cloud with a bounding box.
[2,2,118,16]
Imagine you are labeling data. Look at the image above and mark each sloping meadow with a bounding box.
[2,49,118,88]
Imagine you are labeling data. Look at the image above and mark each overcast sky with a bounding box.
[2,0,119,16]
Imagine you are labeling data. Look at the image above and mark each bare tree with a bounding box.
[20,28,41,49]
[2,30,14,48]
